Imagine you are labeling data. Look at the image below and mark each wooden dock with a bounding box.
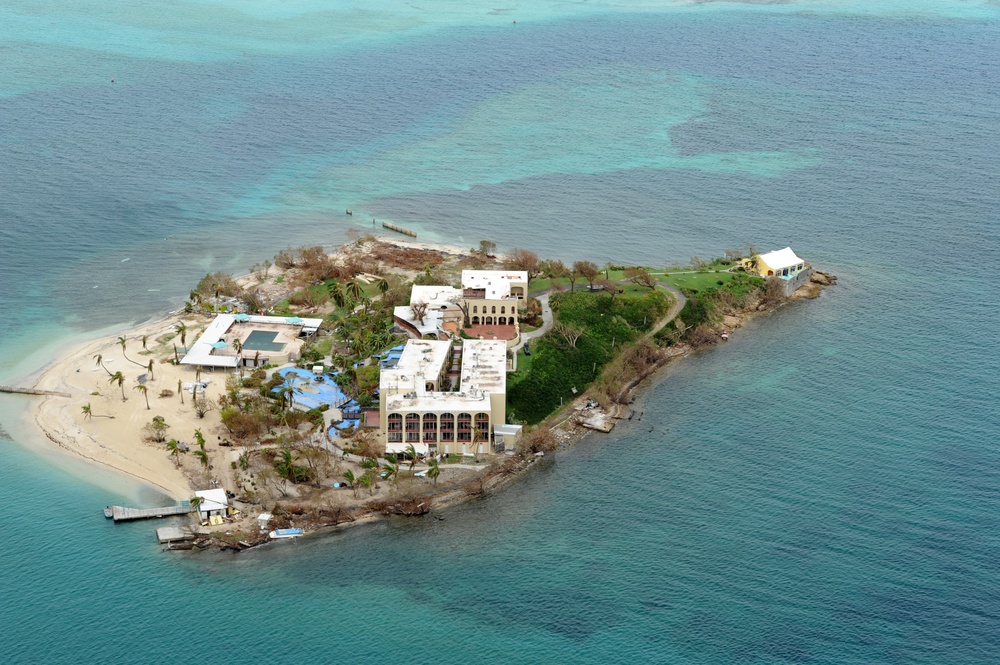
[109,502,193,522]
[381,221,417,237]
[0,385,72,398]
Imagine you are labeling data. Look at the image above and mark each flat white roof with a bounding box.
[380,340,452,394]
[461,270,528,300]
[409,285,463,307]
[384,339,507,413]
[179,314,323,368]
[394,306,443,337]
[194,488,229,513]
[759,247,805,271]
[459,340,507,396]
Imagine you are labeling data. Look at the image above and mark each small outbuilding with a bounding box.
[194,489,229,521]
[747,247,807,278]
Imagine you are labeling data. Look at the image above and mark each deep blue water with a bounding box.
[1,2,999,663]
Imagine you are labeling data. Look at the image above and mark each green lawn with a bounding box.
[655,270,736,292]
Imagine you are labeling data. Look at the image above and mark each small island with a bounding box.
[29,235,835,551]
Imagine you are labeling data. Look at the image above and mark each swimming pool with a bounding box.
[243,330,286,352]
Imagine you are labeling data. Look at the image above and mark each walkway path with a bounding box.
[648,282,687,338]
[514,291,552,351]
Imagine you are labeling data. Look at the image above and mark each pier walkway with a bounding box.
[0,385,71,398]
[107,502,193,522]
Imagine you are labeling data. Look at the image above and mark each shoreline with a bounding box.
[22,237,835,550]
[25,235,477,502]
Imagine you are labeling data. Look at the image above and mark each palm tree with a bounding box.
[118,335,144,368]
[275,448,300,483]
[175,322,188,349]
[359,470,375,496]
[134,384,150,409]
[276,376,300,412]
[141,335,148,351]
[427,457,441,486]
[193,449,209,468]
[108,371,126,401]
[165,439,186,467]
[345,278,364,303]
[194,429,206,450]
[146,358,155,380]
[404,443,419,472]
[188,495,203,515]
[177,379,184,404]
[94,353,112,376]
[342,469,360,498]
[376,276,389,297]
[382,453,400,486]
[82,403,93,420]
[326,281,346,309]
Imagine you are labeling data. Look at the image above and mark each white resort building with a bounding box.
[379,338,521,457]
[393,269,529,343]
[180,313,323,369]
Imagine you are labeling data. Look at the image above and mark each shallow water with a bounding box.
[1,2,998,662]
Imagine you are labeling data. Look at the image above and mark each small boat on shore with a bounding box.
[269,528,304,539]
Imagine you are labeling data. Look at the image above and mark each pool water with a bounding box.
[275,367,350,410]
[243,330,286,352]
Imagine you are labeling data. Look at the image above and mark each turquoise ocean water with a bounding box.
[1,1,998,662]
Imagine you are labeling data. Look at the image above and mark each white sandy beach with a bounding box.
[26,236,479,499]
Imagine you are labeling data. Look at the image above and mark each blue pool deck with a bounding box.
[275,367,350,410]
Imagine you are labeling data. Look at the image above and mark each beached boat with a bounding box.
[269,528,304,539]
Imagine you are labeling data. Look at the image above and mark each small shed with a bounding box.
[493,424,523,452]
[194,489,229,520]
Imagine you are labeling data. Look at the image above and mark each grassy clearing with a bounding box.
[655,271,736,293]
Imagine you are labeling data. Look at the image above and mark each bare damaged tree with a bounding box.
[477,240,497,258]
[410,301,428,325]
[456,300,471,328]
[573,260,599,288]
[624,266,656,289]
[504,248,541,277]
[193,395,216,419]
[516,428,557,456]
[553,321,584,348]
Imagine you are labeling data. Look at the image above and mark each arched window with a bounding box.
[388,413,402,432]
[472,316,480,325]
[423,414,438,441]
[472,305,478,314]
[405,413,421,432]
[475,413,490,441]
[491,306,497,313]
[501,306,506,314]
[440,413,455,441]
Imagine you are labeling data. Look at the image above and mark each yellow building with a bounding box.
[461,269,528,326]
[745,247,807,278]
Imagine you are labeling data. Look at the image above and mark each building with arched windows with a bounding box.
[461,270,528,326]
[392,270,529,342]
[379,338,520,457]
